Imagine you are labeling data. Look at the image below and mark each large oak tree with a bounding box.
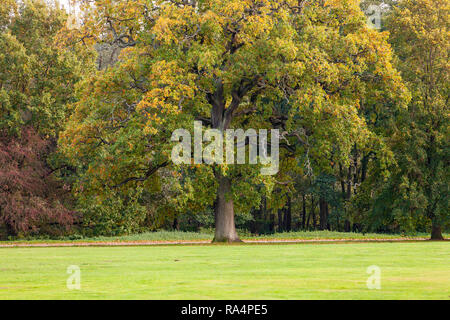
[61,0,408,242]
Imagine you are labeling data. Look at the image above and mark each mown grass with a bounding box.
[242,230,442,240]
[2,230,447,244]
[0,242,448,299]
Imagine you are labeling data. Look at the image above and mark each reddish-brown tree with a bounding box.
[0,128,75,238]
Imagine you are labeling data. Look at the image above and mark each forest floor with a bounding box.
[1,230,448,247]
[0,242,448,299]
[0,238,443,248]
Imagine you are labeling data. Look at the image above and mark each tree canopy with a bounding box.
[0,0,447,240]
[0,0,92,237]
[59,0,411,241]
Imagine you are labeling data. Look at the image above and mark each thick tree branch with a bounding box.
[110,161,169,188]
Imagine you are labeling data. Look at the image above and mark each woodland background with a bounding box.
[0,0,448,240]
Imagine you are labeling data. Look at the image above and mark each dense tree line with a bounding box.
[0,0,447,240]
[0,0,93,237]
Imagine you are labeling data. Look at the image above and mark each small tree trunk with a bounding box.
[172,217,179,231]
[311,196,316,230]
[278,210,283,232]
[283,211,288,231]
[319,198,328,230]
[269,212,275,233]
[5,221,17,238]
[302,194,307,230]
[249,208,258,234]
[344,220,351,232]
[285,196,292,232]
[361,153,369,183]
[431,223,444,241]
[306,211,312,230]
[326,201,330,230]
[213,175,241,243]
[347,165,352,199]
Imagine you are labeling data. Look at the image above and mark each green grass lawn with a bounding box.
[0,242,448,299]
[4,230,447,244]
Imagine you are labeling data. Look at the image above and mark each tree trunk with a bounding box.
[306,211,312,230]
[339,164,351,232]
[302,194,307,230]
[213,175,241,242]
[172,217,179,231]
[346,165,352,200]
[431,223,444,240]
[361,153,369,183]
[269,212,275,233]
[278,210,283,232]
[344,220,351,232]
[319,198,328,230]
[285,196,292,232]
[249,207,258,234]
[311,196,317,230]
[5,221,17,238]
